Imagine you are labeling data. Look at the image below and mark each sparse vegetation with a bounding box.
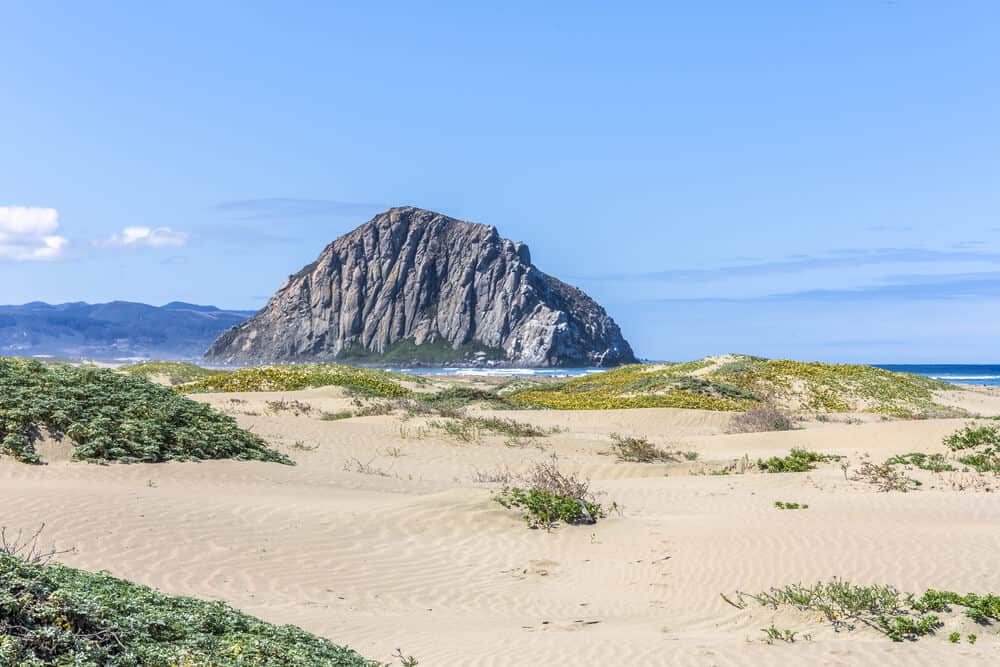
[607,433,684,462]
[774,501,808,510]
[850,458,921,492]
[0,358,289,464]
[430,415,553,442]
[729,405,795,433]
[725,579,1000,642]
[0,553,378,666]
[120,361,224,386]
[944,423,1000,473]
[885,452,956,472]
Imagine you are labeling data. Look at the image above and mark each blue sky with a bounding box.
[2,2,999,362]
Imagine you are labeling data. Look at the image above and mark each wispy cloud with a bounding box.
[585,248,1000,283]
[214,198,383,220]
[654,272,1000,304]
[0,206,68,260]
[96,226,189,248]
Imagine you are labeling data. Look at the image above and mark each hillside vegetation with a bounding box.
[0,358,288,464]
[0,553,377,666]
[509,355,955,415]
[176,364,415,397]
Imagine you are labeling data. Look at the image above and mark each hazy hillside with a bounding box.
[0,301,254,360]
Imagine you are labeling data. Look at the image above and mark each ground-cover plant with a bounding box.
[944,423,1000,472]
[758,448,842,473]
[885,452,957,472]
[774,501,808,510]
[495,455,606,530]
[0,358,289,464]
[727,580,1000,643]
[728,405,795,433]
[0,553,378,666]
[178,364,412,398]
[607,433,685,462]
[120,361,225,386]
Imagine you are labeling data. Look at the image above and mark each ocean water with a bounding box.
[394,364,1000,386]
[876,365,1000,387]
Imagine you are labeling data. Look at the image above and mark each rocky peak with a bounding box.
[205,206,637,367]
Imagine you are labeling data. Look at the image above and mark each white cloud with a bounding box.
[0,206,68,260]
[97,226,189,248]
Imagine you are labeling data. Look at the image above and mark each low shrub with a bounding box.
[0,553,378,666]
[758,448,841,473]
[495,455,606,529]
[0,358,288,465]
[608,433,682,462]
[729,405,795,433]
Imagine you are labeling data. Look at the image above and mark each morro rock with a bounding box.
[205,206,637,367]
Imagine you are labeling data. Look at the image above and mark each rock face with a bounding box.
[205,207,637,367]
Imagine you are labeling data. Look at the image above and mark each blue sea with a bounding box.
[875,365,1000,387]
[394,364,1000,387]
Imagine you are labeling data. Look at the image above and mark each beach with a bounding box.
[4,378,1000,665]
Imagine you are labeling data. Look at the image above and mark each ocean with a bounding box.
[875,365,1000,387]
[394,364,1000,387]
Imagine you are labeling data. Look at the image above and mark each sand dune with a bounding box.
[3,384,1000,665]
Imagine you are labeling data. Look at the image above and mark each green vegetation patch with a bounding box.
[120,361,224,386]
[495,487,604,529]
[0,553,377,666]
[178,364,412,397]
[0,358,288,464]
[943,423,1000,472]
[758,448,842,473]
[885,452,957,472]
[774,501,808,510]
[726,579,1000,642]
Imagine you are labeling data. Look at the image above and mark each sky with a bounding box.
[2,1,999,363]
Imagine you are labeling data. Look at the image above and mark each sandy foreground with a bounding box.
[4,384,1000,665]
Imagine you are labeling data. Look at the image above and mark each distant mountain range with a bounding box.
[0,301,255,360]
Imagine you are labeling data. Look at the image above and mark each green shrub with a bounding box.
[758,448,841,473]
[0,553,377,666]
[495,487,603,529]
[0,358,288,464]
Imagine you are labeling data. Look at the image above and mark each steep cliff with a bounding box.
[205,207,636,367]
